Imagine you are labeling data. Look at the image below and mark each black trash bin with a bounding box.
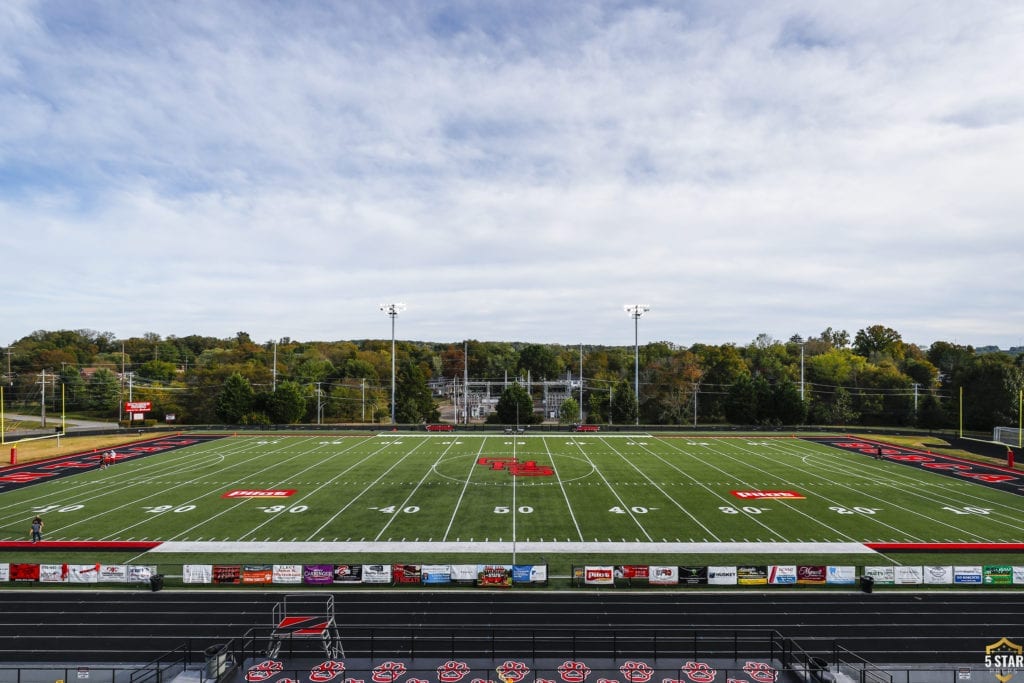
[859,574,874,593]
[807,656,833,682]
[149,574,164,592]
[205,644,229,679]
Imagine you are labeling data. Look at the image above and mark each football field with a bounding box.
[2,432,1023,556]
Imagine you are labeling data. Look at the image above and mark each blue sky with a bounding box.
[2,1,1023,349]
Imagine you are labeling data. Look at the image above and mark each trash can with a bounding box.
[149,574,164,592]
[205,644,229,678]
[859,574,874,594]
[807,656,833,683]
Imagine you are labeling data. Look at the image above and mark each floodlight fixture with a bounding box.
[624,304,650,426]
[379,303,406,424]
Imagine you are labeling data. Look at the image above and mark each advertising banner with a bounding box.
[673,566,703,585]
[923,566,953,584]
[10,563,40,581]
[863,566,895,584]
[422,565,452,585]
[362,564,392,584]
[826,566,857,585]
[450,564,478,584]
[40,564,66,583]
[241,564,273,585]
[128,565,157,583]
[1014,567,1024,584]
[333,565,362,581]
[98,564,129,583]
[953,565,983,584]
[478,565,513,587]
[768,565,797,585]
[708,566,738,585]
[183,565,212,584]
[393,564,422,584]
[615,565,649,580]
[0,564,8,581]
[984,565,1013,585]
[512,564,547,585]
[212,564,241,584]
[894,566,923,585]
[738,566,768,585]
[584,566,614,586]
[302,564,334,585]
[66,564,100,584]
[797,565,827,585]
[272,564,303,584]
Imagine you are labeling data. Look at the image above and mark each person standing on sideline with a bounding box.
[30,516,43,543]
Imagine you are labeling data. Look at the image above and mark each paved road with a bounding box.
[0,590,1021,667]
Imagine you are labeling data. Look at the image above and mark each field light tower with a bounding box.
[624,304,650,426]
[379,303,406,424]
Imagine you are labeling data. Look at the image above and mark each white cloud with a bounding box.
[2,1,1023,348]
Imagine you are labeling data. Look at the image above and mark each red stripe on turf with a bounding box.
[0,541,162,550]
[865,542,1024,551]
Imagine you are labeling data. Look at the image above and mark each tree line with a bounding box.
[3,326,1022,432]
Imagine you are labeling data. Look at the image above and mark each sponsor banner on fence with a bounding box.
[954,565,983,584]
[864,566,896,585]
[10,563,40,581]
[615,565,649,580]
[67,564,100,583]
[653,565,684,585]
[894,566,923,585]
[0,563,7,581]
[450,564,478,584]
[272,564,303,584]
[183,564,212,584]
[826,566,857,585]
[241,564,273,585]
[479,564,513,587]
[1015,567,1024,584]
[923,566,953,584]
[708,566,737,585]
[302,564,334,585]
[213,564,240,584]
[584,566,614,586]
[422,564,452,585]
[40,563,66,583]
[334,565,363,584]
[797,565,826,585]
[99,564,128,583]
[362,564,392,584]
[394,564,422,584]
[738,566,768,586]
[769,565,797,585]
[512,564,547,585]
[984,565,1014,585]
[128,565,157,583]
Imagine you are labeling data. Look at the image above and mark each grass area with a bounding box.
[3,431,1023,588]
[4,432,160,464]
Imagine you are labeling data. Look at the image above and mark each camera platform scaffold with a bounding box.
[266,594,343,660]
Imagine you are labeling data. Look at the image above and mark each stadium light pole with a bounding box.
[624,305,650,426]
[379,303,406,425]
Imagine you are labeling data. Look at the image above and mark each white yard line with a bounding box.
[541,437,585,541]
[568,437,654,542]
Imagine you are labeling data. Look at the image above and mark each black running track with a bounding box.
[0,590,1022,665]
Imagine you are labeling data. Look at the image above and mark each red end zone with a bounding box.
[866,542,1024,552]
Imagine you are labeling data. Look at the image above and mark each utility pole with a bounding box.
[39,369,47,428]
[463,341,469,424]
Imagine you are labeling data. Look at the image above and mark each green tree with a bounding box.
[953,353,1024,431]
[491,383,539,425]
[394,360,439,423]
[609,379,638,425]
[517,344,562,380]
[559,396,580,424]
[138,360,178,383]
[853,325,905,360]
[86,368,121,415]
[216,372,255,423]
[265,381,308,424]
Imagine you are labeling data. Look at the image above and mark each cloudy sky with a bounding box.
[2,1,1023,350]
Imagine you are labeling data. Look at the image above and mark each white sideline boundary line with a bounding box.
[149,541,879,554]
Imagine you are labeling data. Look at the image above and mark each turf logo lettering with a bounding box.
[731,490,805,499]
[222,489,298,498]
[477,457,553,477]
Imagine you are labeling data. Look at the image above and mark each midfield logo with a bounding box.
[986,637,1024,682]
[476,457,554,477]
